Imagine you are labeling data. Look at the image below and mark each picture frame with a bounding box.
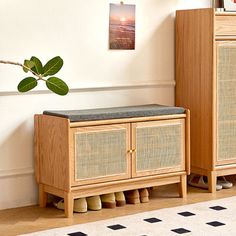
[109,3,136,50]
[223,0,236,11]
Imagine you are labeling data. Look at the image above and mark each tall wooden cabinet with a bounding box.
[176,9,236,192]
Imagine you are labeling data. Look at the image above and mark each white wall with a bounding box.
[0,0,210,210]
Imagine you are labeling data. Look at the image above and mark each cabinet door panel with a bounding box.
[215,16,236,36]
[217,42,236,164]
[70,124,131,186]
[132,119,185,177]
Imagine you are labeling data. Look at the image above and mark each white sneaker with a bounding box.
[217,176,233,189]
[188,174,222,191]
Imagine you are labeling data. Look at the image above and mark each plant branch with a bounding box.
[0,60,40,78]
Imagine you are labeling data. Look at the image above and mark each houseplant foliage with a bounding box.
[0,56,69,95]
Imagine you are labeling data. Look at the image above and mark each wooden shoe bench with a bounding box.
[34,104,190,217]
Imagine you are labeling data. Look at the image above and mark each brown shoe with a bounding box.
[139,188,149,203]
[125,190,140,204]
[115,192,126,207]
[101,193,116,208]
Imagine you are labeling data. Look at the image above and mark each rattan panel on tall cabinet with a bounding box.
[176,8,236,193]
[217,43,236,163]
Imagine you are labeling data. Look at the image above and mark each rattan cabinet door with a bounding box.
[70,124,131,186]
[216,42,236,165]
[132,119,185,177]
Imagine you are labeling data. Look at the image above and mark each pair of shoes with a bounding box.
[217,176,233,189]
[188,174,222,191]
[101,192,126,208]
[87,196,102,211]
[53,195,101,213]
[125,188,149,204]
[53,198,87,213]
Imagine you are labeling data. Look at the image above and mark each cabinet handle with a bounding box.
[127,149,136,154]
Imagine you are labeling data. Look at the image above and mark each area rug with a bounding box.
[20,196,236,236]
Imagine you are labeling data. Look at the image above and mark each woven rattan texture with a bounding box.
[136,124,182,171]
[217,45,236,161]
[75,130,127,179]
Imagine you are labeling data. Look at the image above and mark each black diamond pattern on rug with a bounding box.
[171,228,191,234]
[107,224,126,230]
[68,232,87,236]
[178,211,196,217]
[206,221,226,227]
[210,206,227,211]
[144,217,162,223]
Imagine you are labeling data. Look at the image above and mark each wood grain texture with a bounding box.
[208,171,217,194]
[215,16,236,35]
[70,175,182,199]
[34,115,40,184]
[64,192,73,218]
[185,109,191,175]
[179,174,187,198]
[69,114,186,128]
[176,8,214,171]
[39,184,47,208]
[44,185,65,198]
[36,113,189,217]
[176,10,236,192]
[38,115,70,191]
[71,171,186,192]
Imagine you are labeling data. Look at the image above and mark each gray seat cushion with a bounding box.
[43,104,185,122]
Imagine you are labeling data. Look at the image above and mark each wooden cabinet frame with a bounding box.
[176,8,236,193]
[35,112,190,217]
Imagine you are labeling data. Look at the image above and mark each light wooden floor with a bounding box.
[1,182,236,236]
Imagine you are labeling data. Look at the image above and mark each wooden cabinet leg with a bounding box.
[208,171,216,194]
[179,174,187,198]
[64,192,73,218]
[39,184,47,207]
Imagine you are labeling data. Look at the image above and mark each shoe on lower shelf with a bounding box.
[115,192,126,207]
[188,174,222,191]
[139,188,149,203]
[53,197,87,213]
[87,196,102,211]
[217,176,233,189]
[101,193,116,208]
[125,190,140,204]
[74,198,87,213]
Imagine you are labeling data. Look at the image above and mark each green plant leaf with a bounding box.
[30,56,43,75]
[43,56,63,76]
[46,77,69,95]
[17,77,38,92]
[23,60,35,73]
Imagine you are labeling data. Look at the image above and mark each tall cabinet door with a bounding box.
[70,124,131,186]
[131,119,185,177]
[216,42,236,165]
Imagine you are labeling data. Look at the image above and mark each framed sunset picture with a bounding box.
[224,0,236,11]
[109,3,136,50]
